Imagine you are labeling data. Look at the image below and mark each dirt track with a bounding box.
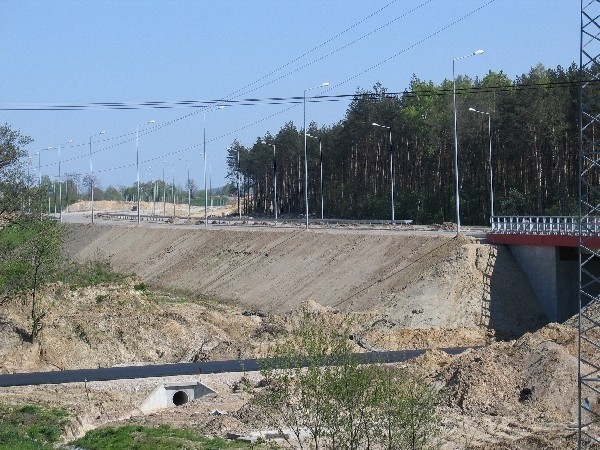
[63,222,546,337]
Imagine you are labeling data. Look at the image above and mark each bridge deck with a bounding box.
[487,216,600,248]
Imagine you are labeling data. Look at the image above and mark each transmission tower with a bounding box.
[579,1,600,448]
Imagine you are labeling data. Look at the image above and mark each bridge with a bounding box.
[487,216,600,247]
[486,216,600,324]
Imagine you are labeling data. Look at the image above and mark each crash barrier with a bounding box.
[95,212,413,227]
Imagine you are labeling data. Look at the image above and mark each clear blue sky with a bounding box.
[1,0,580,191]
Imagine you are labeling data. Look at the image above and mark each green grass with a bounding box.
[0,403,69,450]
[133,282,147,291]
[73,424,265,449]
[58,260,131,287]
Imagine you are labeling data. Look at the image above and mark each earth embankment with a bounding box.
[63,223,547,336]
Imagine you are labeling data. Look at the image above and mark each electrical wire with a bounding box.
[29,0,555,183]
[222,0,404,100]
[5,78,588,113]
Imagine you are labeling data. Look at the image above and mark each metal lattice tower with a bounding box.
[579,1,600,447]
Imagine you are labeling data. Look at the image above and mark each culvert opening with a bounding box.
[140,382,215,412]
[173,390,189,406]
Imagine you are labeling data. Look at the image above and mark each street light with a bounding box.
[88,131,104,224]
[234,147,241,219]
[261,140,277,222]
[146,163,158,215]
[453,49,484,234]
[179,158,192,219]
[27,156,32,213]
[306,134,324,220]
[468,107,494,222]
[203,106,225,228]
[171,162,176,218]
[208,155,213,212]
[58,139,73,222]
[303,82,329,229]
[35,150,42,221]
[35,148,49,220]
[136,120,155,225]
[372,123,395,224]
[144,165,153,212]
[162,160,167,215]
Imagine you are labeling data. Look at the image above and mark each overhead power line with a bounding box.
[8,79,587,113]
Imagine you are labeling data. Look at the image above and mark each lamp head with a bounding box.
[468,107,476,112]
[320,82,329,87]
[473,49,484,55]
[149,120,155,124]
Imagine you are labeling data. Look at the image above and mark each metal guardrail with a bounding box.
[97,212,173,222]
[491,216,600,235]
[95,212,414,227]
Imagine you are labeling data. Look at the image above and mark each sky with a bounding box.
[1,0,580,191]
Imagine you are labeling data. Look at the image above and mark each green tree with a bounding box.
[0,218,65,342]
[103,185,122,201]
[0,123,33,221]
[251,311,440,449]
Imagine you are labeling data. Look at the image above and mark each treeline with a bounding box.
[227,63,580,225]
[33,173,232,211]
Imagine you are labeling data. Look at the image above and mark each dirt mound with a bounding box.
[0,282,268,374]
[438,323,580,423]
[67,200,235,218]
[0,284,584,449]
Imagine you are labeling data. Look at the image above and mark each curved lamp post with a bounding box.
[303,82,329,229]
[162,160,167,215]
[136,120,155,225]
[235,147,241,219]
[89,131,105,224]
[58,139,73,222]
[35,148,50,220]
[179,158,191,218]
[468,107,494,222]
[261,140,277,222]
[372,123,394,224]
[306,134,324,220]
[453,49,484,234]
[203,106,225,228]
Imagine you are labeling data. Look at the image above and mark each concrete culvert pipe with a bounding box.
[140,382,215,412]
[173,390,189,406]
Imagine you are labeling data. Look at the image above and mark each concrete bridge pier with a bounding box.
[507,245,579,323]
[488,216,600,324]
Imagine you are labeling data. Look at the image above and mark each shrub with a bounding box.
[250,311,441,449]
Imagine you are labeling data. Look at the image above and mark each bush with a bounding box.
[58,260,130,287]
[250,311,441,449]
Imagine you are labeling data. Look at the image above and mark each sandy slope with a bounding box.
[63,223,546,337]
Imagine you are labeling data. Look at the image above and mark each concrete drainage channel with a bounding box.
[140,382,215,412]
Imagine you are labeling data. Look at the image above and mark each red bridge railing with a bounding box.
[490,216,600,236]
